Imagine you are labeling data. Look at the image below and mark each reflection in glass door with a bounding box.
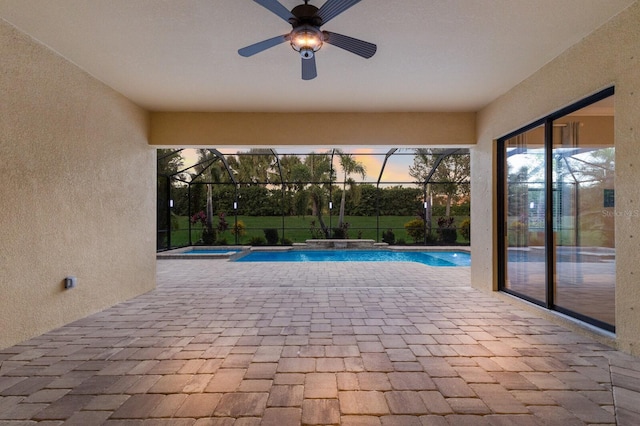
[503,126,547,304]
[552,100,615,329]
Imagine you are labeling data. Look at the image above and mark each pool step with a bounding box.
[304,239,382,249]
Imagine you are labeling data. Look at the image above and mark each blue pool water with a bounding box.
[235,250,470,267]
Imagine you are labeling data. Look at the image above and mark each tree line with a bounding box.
[158,148,471,240]
[168,182,469,218]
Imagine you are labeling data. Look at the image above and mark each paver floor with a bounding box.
[1,259,639,425]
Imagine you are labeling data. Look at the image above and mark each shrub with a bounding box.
[459,219,470,241]
[281,237,293,246]
[437,216,455,228]
[437,216,457,244]
[232,220,246,237]
[382,229,396,245]
[202,227,216,245]
[439,229,457,244]
[217,212,230,233]
[263,228,279,245]
[508,221,527,246]
[509,221,526,232]
[332,228,346,239]
[190,210,216,244]
[309,220,325,239]
[332,223,349,239]
[404,218,426,243]
[249,236,266,246]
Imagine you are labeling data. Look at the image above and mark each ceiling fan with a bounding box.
[238,0,377,80]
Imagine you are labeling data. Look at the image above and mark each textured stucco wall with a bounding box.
[0,19,156,349]
[472,1,640,355]
[150,112,477,147]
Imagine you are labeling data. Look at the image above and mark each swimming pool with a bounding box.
[235,250,470,267]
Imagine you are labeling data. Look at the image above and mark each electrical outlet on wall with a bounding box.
[64,276,77,289]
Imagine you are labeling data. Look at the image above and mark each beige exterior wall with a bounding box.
[472,2,640,355]
[0,20,156,349]
[150,112,477,147]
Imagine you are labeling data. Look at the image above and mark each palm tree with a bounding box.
[336,151,366,228]
[195,150,228,243]
[277,155,304,215]
[227,149,275,185]
[303,153,333,237]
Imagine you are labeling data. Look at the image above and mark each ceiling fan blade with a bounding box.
[238,34,289,57]
[253,0,295,22]
[316,0,362,24]
[322,31,376,58]
[301,55,318,80]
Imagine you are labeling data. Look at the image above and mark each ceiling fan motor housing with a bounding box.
[290,4,322,26]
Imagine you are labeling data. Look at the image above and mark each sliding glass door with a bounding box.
[498,89,615,331]
[503,125,547,303]
[552,100,615,327]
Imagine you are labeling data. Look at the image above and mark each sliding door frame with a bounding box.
[497,86,615,331]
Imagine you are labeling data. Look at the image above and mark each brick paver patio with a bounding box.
[1,259,639,425]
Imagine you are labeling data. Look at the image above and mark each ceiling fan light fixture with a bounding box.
[290,25,323,57]
[239,0,376,79]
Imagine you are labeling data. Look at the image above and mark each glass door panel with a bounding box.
[504,125,547,303]
[552,98,615,329]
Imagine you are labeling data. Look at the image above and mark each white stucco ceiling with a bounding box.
[0,0,634,112]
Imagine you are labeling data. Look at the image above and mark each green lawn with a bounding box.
[167,215,469,247]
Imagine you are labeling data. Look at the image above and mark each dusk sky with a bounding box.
[178,147,417,184]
